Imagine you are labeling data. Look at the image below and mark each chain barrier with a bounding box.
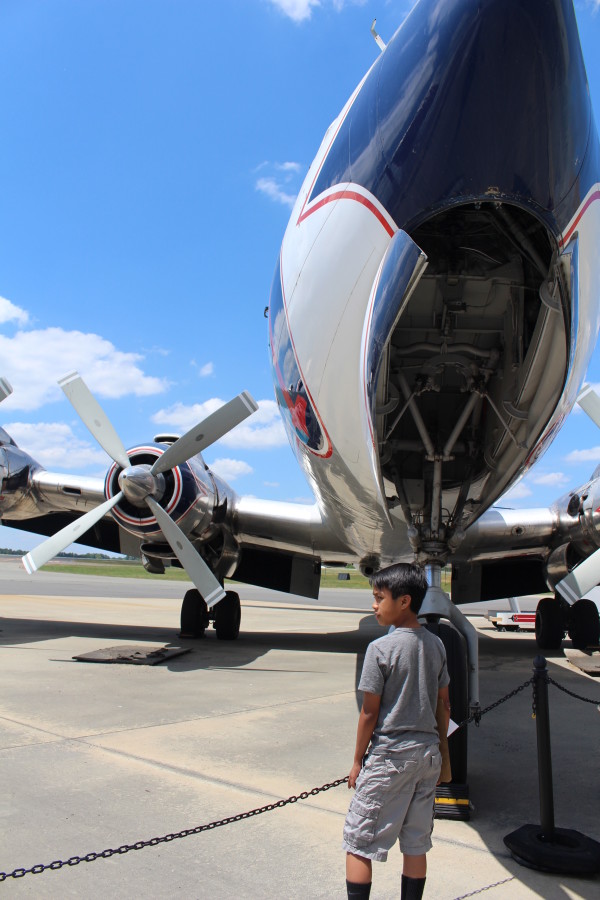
[454,677,534,731]
[2,668,599,884]
[452,875,515,899]
[0,777,347,882]
[547,674,600,708]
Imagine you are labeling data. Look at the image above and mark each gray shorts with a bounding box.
[342,745,442,861]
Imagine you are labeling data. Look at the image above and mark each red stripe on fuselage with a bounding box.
[297,189,395,238]
[559,189,600,247]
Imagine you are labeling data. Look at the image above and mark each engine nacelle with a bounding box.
[0,433,42,519]
[574,479,600,551]
[104,442,217,541]
[544,543,584,590]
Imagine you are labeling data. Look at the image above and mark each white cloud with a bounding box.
[267,0,321,22]
[266,0,367,23]
[565,446,600,464]
[0,326,168,411]
[502,481,533,501]
[255,161,304,209]
[4,421,110,470]
[0,296,29,326]
[152,398,287,448]
[531,472,569,487]
[209,458,253,481]
[199,362,214,377]
[256,177,298,208]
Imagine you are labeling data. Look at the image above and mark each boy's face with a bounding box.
[372,586,414,627]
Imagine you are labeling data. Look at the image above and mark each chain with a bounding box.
[0,777,348,882]
[3,671,597,884]
[455,678,534,731]
[547,675,600,707]
[452,875,515,899]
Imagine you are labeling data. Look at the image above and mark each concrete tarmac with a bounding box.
[1,560,599,898]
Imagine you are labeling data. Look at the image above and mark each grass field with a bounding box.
[41,560,451,592]
[41,561,372,588]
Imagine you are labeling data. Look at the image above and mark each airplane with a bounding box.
[2,0,600,788]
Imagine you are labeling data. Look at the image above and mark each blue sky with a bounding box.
[1,0,600,552]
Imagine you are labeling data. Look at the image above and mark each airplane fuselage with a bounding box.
[269,0,600,574]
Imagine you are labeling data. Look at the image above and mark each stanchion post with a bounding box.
[533,655,555,839]
[504,656,600,874]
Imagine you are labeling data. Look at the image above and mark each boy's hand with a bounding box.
[348,761,362,789]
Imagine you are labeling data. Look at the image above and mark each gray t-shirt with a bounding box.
[358,626,449,752]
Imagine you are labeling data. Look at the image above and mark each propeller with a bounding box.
[0,376,13,403]
[23,372,258,609]
[23,493,123,575]
[555,382,600,603]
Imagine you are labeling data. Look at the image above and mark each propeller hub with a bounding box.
[118,465,165,507]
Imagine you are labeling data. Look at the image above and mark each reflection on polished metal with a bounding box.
[118,465,166,507]
[421,562,480,710]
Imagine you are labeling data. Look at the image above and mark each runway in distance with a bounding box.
[2,0,600,781]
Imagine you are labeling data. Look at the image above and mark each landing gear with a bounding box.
[426,621,469,784]
[180,588,210,638]
[180,587,242,640]
[215,590,241,640]
[568,598,600,651]
[535,597,565,650]
[535,595,600,651]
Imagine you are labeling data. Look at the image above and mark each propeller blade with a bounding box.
[555,547,600,604]
[23,492,123,574]
[151,391,258,475]
[0,376,13,403]
[576,383,600,430]
[146,496,226,608]
[59,371,130,469]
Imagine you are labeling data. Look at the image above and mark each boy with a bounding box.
[342,563,450,900]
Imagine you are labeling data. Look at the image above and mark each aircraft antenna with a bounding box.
[370,19,386,52]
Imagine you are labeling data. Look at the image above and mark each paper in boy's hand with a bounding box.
[447,718,459,737]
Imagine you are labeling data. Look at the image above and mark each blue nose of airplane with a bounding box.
[312,0,597,236]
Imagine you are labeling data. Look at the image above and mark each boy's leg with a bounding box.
[402,855,426,900]
[402,853,426,878]
[346,852,372,898]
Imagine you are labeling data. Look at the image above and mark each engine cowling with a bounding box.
[104,442,217,541]
[0,437,41,519]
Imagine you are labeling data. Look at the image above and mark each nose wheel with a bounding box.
[180,588,241,641]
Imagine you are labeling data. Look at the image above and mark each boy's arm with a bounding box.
[436,685,452,784]
[438,685,451,731]
[348,691,381,789]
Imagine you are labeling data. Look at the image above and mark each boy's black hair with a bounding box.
[370,563,429,613]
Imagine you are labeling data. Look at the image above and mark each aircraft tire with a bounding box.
[535,597,564,650]
[215,590,241,640]
[180,588,209,638]
[425,622,469,784]
[568,598,600,651]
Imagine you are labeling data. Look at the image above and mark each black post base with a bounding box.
[434,783,470,820]
[504,824,600,875]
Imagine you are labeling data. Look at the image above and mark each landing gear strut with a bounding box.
[180,588,241,640]
[419,562,478,817]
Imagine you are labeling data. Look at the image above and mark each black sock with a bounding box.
[346,879,372,899]
[401,874,426,900]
